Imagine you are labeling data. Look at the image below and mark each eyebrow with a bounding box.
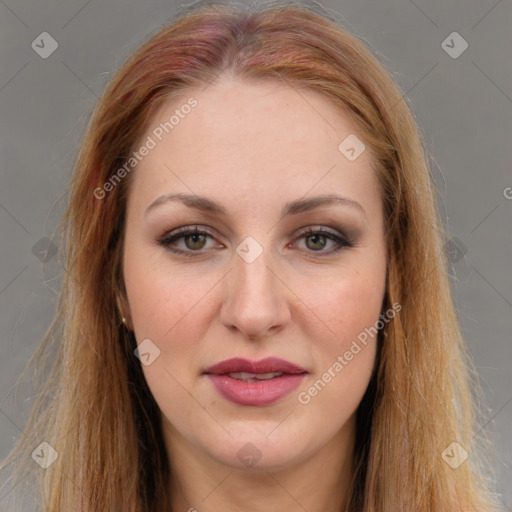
[144,192,367,219]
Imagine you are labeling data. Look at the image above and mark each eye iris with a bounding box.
[186,233,207,250]
[306,233,326,251]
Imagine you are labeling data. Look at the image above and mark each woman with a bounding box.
[0,1,501,510]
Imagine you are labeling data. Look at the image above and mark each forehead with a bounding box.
[128,75,379,215]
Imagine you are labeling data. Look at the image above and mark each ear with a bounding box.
[116,292,133,331]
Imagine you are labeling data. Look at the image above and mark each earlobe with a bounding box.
[116,293,133,330]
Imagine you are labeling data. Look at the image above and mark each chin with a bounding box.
[196,423,313,472]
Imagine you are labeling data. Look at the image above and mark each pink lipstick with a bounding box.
[203,357,308,406]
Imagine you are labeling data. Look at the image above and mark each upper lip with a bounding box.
[203,357,308,375]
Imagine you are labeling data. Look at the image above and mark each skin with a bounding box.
[121,74,387,512]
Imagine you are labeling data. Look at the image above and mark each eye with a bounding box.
[156,225,354,258]
[292,227,354,254]
[156,226,222,257]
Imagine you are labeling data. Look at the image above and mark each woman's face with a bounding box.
[121,75,387,472]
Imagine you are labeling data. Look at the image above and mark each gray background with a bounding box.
[0,0,510,509]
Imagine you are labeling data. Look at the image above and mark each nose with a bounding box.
[220,247,291,340]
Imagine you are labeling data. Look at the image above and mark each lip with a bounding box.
[203,357,308,406]
[204,357,307,375]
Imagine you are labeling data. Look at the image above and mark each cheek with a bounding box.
[295,259,386,407]
[124,255,216,342]
[123,261,217,413]
[302,260,386,351]
[122,256,228,409]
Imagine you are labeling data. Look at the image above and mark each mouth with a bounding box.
[224,371,286,382]
[203,357,308,406]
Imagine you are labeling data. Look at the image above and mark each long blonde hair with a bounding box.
[1,1,501,510]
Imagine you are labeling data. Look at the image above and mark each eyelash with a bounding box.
[156,225,355,258]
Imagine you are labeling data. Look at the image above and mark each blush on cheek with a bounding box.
[312,272,385,340]
[125,267,203,335]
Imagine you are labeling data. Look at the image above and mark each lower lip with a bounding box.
[206,374,307,406]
